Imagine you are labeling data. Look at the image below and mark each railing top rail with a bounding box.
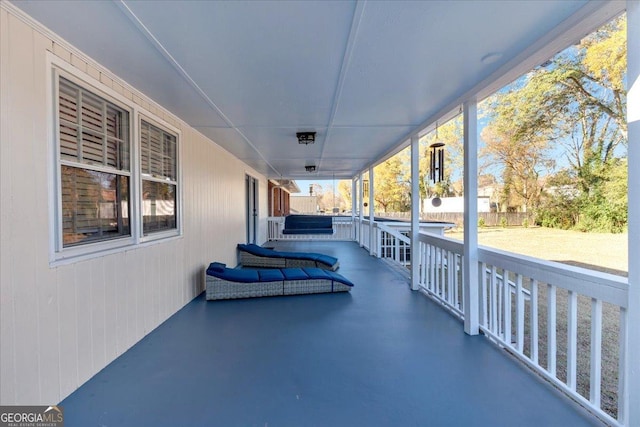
[419,232,464,254]
[418,232,628,307]
[478,245,628,307]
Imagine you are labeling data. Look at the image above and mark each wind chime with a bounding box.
[429,123,445,207]
[429,141,445,183]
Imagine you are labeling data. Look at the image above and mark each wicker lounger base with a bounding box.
[238,252,286,268]
[206,276,351,300]
[284,279,351,295]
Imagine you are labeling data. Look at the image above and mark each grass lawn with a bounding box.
[446,226,628,276]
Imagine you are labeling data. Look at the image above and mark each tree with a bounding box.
[373,156,410,213]
[338,180,352,211]
[480,121,552,212]
[481,15,627,230]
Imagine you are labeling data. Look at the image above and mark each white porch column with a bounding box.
[463,100,479,335]
[369,165,375,256]
[351,177,357,241]
[358,172,364,247]
[410,135,420,291]
[625,2,639,425]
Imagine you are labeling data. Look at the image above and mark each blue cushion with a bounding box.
[302,267,331,280]
[281,268,309,281]
[207,266,259,283]
[238,243,285,258]
[282,228,333,235]
[206,262,226,274]
[314,254,338,267]
[238,244,338,267]
[283,215,333,234]
[257,269,285,282]
[326,271,355,287]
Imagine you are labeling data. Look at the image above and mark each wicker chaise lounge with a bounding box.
[205,262,353,300]
[237,243,340,271]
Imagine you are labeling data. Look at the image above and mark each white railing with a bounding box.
[267,216,355,241]
[416,232,629,427]
[267,216,630,426]
[360,219,371,251]
[417,233,465,318]
[478,247,628,427]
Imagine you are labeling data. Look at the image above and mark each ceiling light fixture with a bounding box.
[305,165,316,172]
[297,132,316,145]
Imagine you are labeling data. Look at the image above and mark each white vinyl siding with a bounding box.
[1,5,265,407]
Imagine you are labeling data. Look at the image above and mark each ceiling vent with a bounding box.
[296,132,316,145]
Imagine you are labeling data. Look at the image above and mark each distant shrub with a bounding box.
[478,217,486,228]
[522,218,529,228]
[500,217,508,228]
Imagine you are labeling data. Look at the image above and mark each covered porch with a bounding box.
[60,241,597,426]
[0,1,638,427]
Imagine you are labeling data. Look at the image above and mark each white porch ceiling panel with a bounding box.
[14,0,604,179]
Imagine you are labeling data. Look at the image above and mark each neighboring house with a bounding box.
[268,179,299,216]
[423,196,491,213]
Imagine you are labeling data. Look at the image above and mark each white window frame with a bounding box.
[138,115,181,243]
[48,53,182,265]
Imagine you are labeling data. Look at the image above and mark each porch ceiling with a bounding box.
[14,0,620,179]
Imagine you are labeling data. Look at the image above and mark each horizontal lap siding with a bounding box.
[0,7,259,405]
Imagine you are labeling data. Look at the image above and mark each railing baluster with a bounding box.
[459,254,464,312]
[516,273,524,353]
[430,246,436,293]
[491,266,498,336]
[447,251,454,306]
[481,262,488,328]
[567,290,577,391]
[590,298,602,407]
[548,284,557,377]
[531,279,539,365]
[435,247,440,297]
[618,307,628,425]
[503,269,512,346]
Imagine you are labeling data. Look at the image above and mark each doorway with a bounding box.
[246,175,258,244]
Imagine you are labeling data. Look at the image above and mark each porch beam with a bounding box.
[410,135,420,291]
[463,100,479,335]
[626,1,639,425]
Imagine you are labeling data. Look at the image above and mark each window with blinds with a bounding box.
[140,120,178,234]
[58,77,131,247]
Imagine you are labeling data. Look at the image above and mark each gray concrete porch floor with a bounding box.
[60,241,600,427]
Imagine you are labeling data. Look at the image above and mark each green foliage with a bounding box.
[483,15,627,232]
[373,155,410,213]
[536,160,627,233]
[575,159,628,233]
[522,218,529,228]
[478,217,486,228]
[500,217,508,228]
